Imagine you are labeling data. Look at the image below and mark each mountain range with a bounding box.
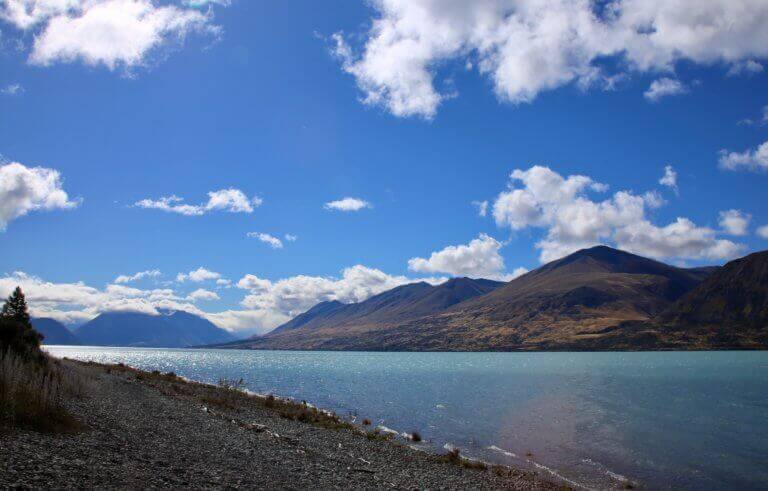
[217,246,768,351]
[34,310,235,348]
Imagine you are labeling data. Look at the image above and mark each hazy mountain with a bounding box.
[76,310,235,348]
[31,318,80,345]
[220,246,727,351]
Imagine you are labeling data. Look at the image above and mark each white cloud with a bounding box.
[659,165,678,193]
[727,60,764,76]
[284,233,298,242]
[614,218,744,262]
[333,0,768,118]
[472,200,489,217]
[134,188,261,215]
[757,225,768,239]
[205,188,261,212]
[248,232,283,249]
[176,267,221,283]
[0,271,203,324]
[407,233,523,280]
[114,269,161,284]
[1,83,24,95]
[236,265,446,328]
[324,197,371,212]
[718,209,751,236]
[718,140,768,172]
[0,265,447,336]
[183,0,230,7]
[0,161,80,230]
[492,165,743,263]
[204,309,288,337]
[0,0,79,29]
[187,288,219,302]
[25,0,216,70]
[644,78,687,102]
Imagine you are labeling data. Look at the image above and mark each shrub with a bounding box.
[362,418,372,426]
[438,447,487,470]
[0,350,82,432]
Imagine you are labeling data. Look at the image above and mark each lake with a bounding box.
[45,347,768,489]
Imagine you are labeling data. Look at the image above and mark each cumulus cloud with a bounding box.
[719,140,768,172]
[284,234,298,242]
[492,165,743,263]
[408,233,525,280]
[324,197,371,212]
[176,267,221,283]
[0,271,202,324]
[757,225,768,239]
[644,78,687,102]
[718,209,751,236]
[134,188,261,215]
[333,0,768,118]
[236,265,446,329]
[0,161,80,230]
[186,288,219,302]
[248,232,283,249]
[1,0,219,70]
[114,269,161,284]
[659,165,678,193]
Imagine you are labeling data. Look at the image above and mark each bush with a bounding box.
[0,350,82,432]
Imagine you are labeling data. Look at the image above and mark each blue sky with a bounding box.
[1,0,767,335]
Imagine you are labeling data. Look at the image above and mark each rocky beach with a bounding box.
[0,359,559,490]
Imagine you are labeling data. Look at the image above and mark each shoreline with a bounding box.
[1,358,561,489]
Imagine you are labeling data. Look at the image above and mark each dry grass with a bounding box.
[438,447,488,471]
[98,362,356,431]
[0,350,86,433]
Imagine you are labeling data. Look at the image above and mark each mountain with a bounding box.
[607,250,768,349]
[268,277,503,336]
[220,246,724,351]
[76,310,235,348]
[218,277,504,349]
[31,318,80,345]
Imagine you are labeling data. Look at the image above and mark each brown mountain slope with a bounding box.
[224,246,718,351]
[216,277,504,349]
[600,250,768,350]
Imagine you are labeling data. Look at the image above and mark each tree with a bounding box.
[2,286,32,329]
[0,287,42,360]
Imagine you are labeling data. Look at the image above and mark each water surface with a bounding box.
[46,347,768,489]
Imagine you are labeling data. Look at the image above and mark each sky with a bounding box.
[1,0,767,336]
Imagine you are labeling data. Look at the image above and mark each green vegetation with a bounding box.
[0,287,85,432]
[1,287,43,363]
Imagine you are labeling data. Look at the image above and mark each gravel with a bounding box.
[0,361,560,490]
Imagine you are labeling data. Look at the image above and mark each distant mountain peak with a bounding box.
[75,310,235,348]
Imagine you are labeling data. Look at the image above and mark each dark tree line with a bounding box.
[1,287,43,361]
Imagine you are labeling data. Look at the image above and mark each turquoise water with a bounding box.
[45,347,768,489]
